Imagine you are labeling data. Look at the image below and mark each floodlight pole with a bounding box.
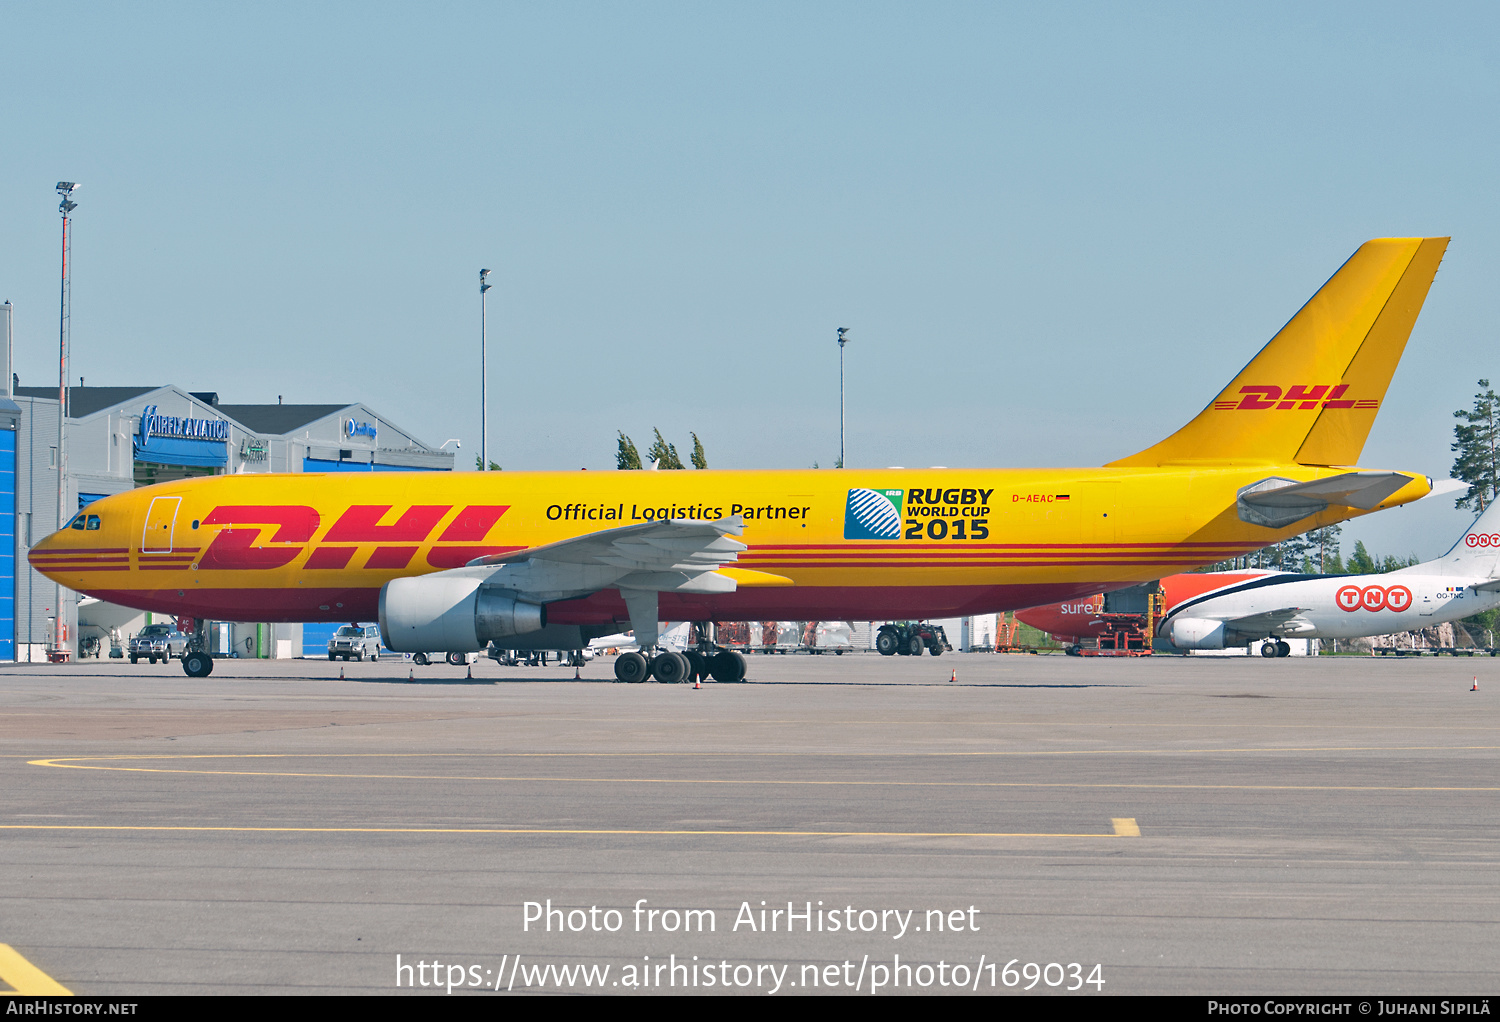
[480,269,491,471]
[55,182,78,657]
[837,327,850,468]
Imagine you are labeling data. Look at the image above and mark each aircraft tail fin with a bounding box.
[1410,498,1500,579]
[1108,237,1449,468]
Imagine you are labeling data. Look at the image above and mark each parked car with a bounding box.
[328,624,383,661]
[129,624,189,664]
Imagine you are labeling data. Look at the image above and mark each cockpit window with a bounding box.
[69,514,85,530]
[86,515,101,531]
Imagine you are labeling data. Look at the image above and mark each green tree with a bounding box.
[647,428,684,469]
[474,455,501,471]
[689,432,707,470]
[616,432,642,470]
[1346,540,1376,574]
[1308,523,1342,573]
[1452,379,1500,511]
[1380,553,1420,572]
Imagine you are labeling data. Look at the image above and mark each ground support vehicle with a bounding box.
[128,624,189,664]
[1072,612,1155,656]
[874,622,951,657]
[328,624,382,661]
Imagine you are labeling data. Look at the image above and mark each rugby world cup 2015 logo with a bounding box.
[845,488,904,540]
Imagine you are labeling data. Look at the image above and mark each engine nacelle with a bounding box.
[379,577,546,652]
[1166,616,1228,650]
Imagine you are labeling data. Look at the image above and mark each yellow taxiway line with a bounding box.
[0,944,71,996]
[24,756,1500,791]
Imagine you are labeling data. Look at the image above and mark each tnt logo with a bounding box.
[1212,385,1378,411]
[1465,533,1500,547]
[1335,584,1412,613]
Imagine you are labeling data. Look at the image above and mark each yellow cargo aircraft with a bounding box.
[31,237,1449,680]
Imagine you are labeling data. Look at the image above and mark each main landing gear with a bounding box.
[613,625,748,684]
[1260,639,1292,658]
[181,619,214,678]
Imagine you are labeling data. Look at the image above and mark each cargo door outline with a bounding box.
[142,497,181,553]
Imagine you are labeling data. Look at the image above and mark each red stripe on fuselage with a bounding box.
[85,582,1127,624]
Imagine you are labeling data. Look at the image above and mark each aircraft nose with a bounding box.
[28,498,133,580]
[28,522,78,580]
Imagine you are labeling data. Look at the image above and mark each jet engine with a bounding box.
[379,576,545,652]
[1165,616,1228,650]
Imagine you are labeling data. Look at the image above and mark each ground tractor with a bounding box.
[874,622,951,657]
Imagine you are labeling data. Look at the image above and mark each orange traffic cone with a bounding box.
[1473,676,1479,691]
[408,666,414,681]
[338,664,344,681]
[694,676,701,689]
[573,665,581,679]
[467,664,473,679]
[949,669,956,683]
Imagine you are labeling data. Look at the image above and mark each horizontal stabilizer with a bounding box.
[1237,471,1421,529]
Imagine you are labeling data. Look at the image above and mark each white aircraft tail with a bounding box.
[1404,499,1500,578]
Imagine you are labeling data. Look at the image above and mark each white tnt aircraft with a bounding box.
[1161,499,1500,656]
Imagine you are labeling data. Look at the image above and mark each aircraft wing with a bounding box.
[1470,580,1500,593]
[1216,606,1309,637]
[460,515,791,646]
[1238,471,1418,528]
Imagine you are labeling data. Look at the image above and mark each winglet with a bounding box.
[1109,237,1449,467]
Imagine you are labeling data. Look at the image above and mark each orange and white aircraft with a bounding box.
[30,238,1449,679]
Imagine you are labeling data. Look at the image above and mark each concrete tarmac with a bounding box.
[0,651,1496,995]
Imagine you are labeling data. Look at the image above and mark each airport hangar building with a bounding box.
[11,384,454,662]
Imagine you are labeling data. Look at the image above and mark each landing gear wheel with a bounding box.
[1261,642,1277,658]
[1065,645,1081,656]
[446,652,467,666]
[651,652,689,684]
[709,650,746,682]
[182,651,213,678]
[1276,640,1291,658]
[908,636,924,656]
[413,653,429,666]
[875,630,900,656]
[685,650,707,682]
[614,651,649,683]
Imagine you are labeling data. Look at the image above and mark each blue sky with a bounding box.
[2,2,1497,559]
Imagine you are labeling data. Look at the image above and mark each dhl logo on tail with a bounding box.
[1211,385,1379,411]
